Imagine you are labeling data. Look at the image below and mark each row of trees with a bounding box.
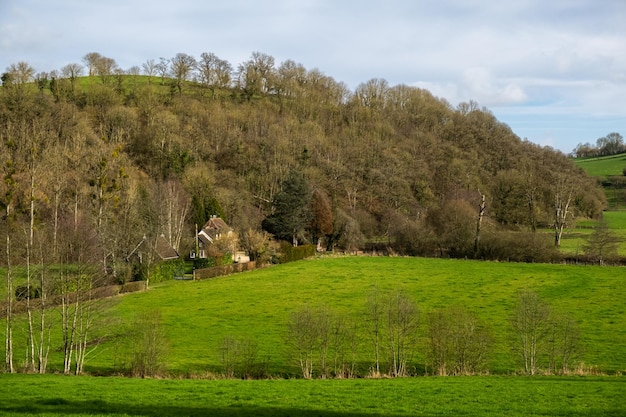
[207,289,579,379]
[572,132,625,158]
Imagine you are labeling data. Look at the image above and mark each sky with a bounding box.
[1,0,625,154]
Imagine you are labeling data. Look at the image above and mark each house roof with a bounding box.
[155,235,180,260]
[198,217,231,245]
[202,217,230,233]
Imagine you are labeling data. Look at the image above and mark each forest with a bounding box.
[0,51,608,277]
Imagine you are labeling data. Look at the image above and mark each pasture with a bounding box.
[0,374,624,416]
[4,256,625,376]
[574,153,626,178]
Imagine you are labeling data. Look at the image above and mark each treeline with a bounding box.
[572,132,625,158]
[1,52,607,267]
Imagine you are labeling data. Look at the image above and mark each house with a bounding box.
[195,216,233,259]
[194,216,250,263]
[129,234,180,263]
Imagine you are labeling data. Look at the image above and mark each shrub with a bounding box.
[15,284,41,301]
[478,231,562,263]
[279,242,316,263]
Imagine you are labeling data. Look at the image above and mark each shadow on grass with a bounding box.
[0,398,403,417]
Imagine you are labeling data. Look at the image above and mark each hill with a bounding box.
[574,153,626,209]
[0,54,608,270]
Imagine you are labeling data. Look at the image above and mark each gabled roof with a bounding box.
[202,217,230,233]
[198,217,231,245]
[155,235,179,260]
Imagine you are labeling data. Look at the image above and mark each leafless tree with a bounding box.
[384,290,420,377]
[142,59,157,83]
[197,52,232,96]
[131,310,168,377]
[170,53,196,94]
[286,306,319,379]
[510,289,551,375]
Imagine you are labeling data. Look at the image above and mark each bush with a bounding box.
[278,242,316,263]
[478,231,562,263]
[15,284,41,301]
[151,259,187,283]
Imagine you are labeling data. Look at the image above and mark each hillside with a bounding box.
[0,54,608,270]
[575,153,626,209]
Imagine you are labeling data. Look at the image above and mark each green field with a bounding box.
[4,256,625,376]
[559,210,626,256]
[574,154,626,177]
[0,374,624,417]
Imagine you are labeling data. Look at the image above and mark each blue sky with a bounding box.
[1,0,625,154]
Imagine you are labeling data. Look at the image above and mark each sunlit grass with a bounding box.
[4,256,623,376]
[574,153,626,177]
[0,374,624,417]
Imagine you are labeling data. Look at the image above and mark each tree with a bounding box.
[130,310,168,377]
[310,189,333,250]
[510,290,551,375]
[83,52,102,76]
[583,220,621,264]
[236,52,276,100]
[427,306,492,375]
[197,52,232,96]
[286,306,319,379]
[142,59,157,83]
[170,53,196,94]
[262,171,311,246]
[384,290,420,377]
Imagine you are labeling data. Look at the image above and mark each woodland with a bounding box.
[0,51,609,275]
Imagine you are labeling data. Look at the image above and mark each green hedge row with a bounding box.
[279,243,316,263]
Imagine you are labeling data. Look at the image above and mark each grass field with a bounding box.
[0,374,624,417]
[558,210,626,256]
[4,256,625,376]
[574,154,626,177]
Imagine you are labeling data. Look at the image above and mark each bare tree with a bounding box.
[130,310,168,377]
[170,53,196,94]
[547,313,581,375]
[156,58,170,85]
[384,290,420,377]
[365,287,384,376]
[510,289,551,375]
[83,52,102,77]
[286,306,319,379]
[197,52,233,97]
[142,59,157,83]
[553,174,576,247]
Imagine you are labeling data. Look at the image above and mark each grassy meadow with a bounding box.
[4,256,625,376]
[558,210,626,256]
[0,373,624,417]
[574,153,626,178]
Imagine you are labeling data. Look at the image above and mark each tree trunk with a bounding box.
[474,192,486,255]
[4,209,14,373]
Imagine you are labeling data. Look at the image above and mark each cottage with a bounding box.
[195,216,233,259]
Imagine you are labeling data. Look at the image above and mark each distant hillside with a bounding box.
[0,54,607,269]
[574,154,626,209]
[574,153,626,178]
